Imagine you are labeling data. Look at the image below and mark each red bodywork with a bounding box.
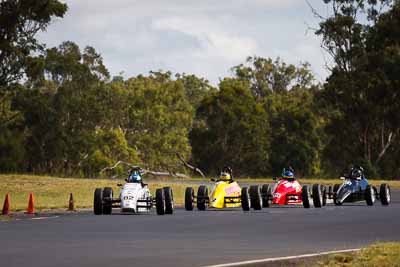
[271,179,303,205]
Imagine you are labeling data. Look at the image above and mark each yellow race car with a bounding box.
[184,170,263,210]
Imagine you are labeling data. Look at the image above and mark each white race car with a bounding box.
[93,167,174,215]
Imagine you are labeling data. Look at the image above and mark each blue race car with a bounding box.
[331,165,391,206]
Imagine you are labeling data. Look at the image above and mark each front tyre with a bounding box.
[93,188,103,215]
[155,188,166,215]
[249,185,262,210]
[184,187,194,211]
[379,184,391,206]
[241,187,250,211]
[163,187,174,214]
[102,187,113,215]
[301,185,310,208]
[365,185,376,206]
[197,185,208,211]
[333,184,342,206]
[261,184,271,208]
[312,184,323,208]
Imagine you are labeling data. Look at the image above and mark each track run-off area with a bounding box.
[1,190,400,267]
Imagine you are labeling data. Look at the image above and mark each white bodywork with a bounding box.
[120,183,151,213]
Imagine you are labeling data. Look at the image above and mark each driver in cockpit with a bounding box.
[349,165,365,180]
[218,166,234,183]
[127,167,144,185]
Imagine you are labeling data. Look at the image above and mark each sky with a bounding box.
[38,0,332,85]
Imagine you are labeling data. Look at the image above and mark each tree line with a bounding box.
[0,0,399,179]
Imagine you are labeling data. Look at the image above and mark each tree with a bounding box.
[175,73,216,110]
[0,0,67,86]
[190,78,270,176]
[232,57,315,100]
[15,42,117,175]
[315,0,400,177]
[123,73,193,171]
[267,88,323,176]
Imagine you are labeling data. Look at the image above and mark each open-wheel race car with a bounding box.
[94,166,174,215]
[184,167,264,211]
[251,167,328,209]
[329,165,391,206]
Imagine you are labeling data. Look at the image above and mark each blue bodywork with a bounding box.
[335,178,370,204]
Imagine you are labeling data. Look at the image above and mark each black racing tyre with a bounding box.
[365,185,376,206]
[326,185,333,199]
[379,184,391,206]
[241,187,250,211]
[322,185,327,206]
[94,188,103,215]
[102,187,113,215]
[261,184,271,208]
[249,185,262,210]
[197,185,208,211]
[333,184,342,205]
[163,187,174,214]
[155,188,166,215]
[312,184,323,208]
[302,185,310,208]
[333,184,340,193]
[184,187,194,211]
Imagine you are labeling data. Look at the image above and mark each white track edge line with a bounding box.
[204,248,361,267]
[31,216,59,220]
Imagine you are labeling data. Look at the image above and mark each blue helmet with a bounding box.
[129,172,142,183]
[282,168,294,179]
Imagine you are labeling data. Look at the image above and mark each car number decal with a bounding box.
[224,185,240,195]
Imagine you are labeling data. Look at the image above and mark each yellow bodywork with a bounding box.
[209,181,242,208]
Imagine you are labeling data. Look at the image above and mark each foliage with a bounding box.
[0,0,67,86]
[1,0,400,179]
[191,78,270,176]
[267,88,323,176]
[316,0,400,178]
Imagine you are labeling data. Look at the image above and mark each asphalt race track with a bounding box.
[1,190,400,267]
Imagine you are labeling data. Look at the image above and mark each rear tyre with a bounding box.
[322,185,327,206]
[326,185,333,199]
[163,187,174,214]
[155,188,166,215]
[102,187,113,215]
[261,184,271,208]
[241,187,250,211]
[197,185,208,211]
[94,188,103,215]
[312,184,323,208]
[301,185,310,208]
[184,187,194,211]
[249,185,262,210]
[333,184,342,206]
[365,185,376,206]
[379,184,391,206]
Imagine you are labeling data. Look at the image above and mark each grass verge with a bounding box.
[0,174,198,211]
[314,242,400,267]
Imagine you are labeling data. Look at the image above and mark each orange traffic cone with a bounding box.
[68,193,75,211]
[26,193,35,214]
[2,193,10,215]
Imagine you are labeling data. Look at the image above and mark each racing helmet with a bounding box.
[128,172,142,183]
[351,168,362,179]
[282,168,294,179]
[220,172,231,181]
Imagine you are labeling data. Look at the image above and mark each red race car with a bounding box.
[259,168,326,209]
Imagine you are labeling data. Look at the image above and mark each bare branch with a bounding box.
[100,161,136,173]
[176,153,206,177]
[376,132,395,164]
